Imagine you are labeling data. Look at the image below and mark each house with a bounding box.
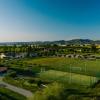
[0,53,6,59]
[66,54,84,59]
[96,56,100,59]
[29,53,38,57]
[66,54,74,58]
[5,52,15,58]
[5,52,28,59]
[75,54,83,59]
[15,53,27,58]
[0,67,8,75]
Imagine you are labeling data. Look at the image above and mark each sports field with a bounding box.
[39,70,98,86]
[25,57,100,77]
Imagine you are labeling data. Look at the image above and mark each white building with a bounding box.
[0,53,6,59]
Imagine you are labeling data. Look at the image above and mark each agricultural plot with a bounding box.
[39,70,98,86]
[25,57,100,77]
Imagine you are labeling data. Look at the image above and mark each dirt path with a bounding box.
[0,77,33,98]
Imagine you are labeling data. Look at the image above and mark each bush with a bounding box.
[3,77,38,92]
[33,82,65,100]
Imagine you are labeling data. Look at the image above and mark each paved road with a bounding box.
[0,77,33,97]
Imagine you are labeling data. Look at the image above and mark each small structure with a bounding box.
[66,54,74,58]
[0,67,8,75]
[96,56,100,59]
[15,53,27,58]
[0,53,6,59]
[29,53,38,57]
[5,52,15,58]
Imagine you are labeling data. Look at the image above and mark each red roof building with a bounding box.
[0,67,7,72]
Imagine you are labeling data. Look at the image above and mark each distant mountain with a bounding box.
[43,39,100,45]
[66,39,94,45]
[0,39,100,46]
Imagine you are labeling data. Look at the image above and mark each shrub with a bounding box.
[33,82,65,100]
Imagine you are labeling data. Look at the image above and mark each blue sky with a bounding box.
[0,0,100,42]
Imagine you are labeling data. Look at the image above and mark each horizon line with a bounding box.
[0,38,99,43]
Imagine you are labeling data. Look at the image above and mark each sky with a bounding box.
[0,0,100,42]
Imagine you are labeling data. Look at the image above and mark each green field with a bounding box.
[25,57,100,77]
[39,70,98,86]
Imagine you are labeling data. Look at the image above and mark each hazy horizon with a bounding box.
[0,0,100,42]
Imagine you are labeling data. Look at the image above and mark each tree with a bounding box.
[26,45,32,57]
[67,95,81,100]
[91,44,97,53]
[33,82,65,100]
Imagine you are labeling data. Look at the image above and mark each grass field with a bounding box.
[39,70,98,86]
[25,57,100,77]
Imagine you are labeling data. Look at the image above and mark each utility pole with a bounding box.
[41,67,45,73]
[85,62,87,73]
[70,64,72,83]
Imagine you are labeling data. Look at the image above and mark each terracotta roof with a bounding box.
[0,67,7,72]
